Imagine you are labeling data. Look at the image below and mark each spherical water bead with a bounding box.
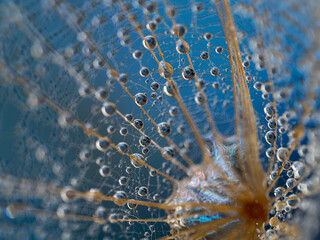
[96,157,104,166]
[286,178,296,188]
[266,148,275,158]
[120,36,131,47]
[276,147,289,162]
[270,171,278,180]
[130,153,144,168]
[96,138,110,152]
[284,205,291,213]
[198,78,205,88]
[268,119,277,129]
[134,93,148,106]
[31,42,44,59]
[184,139,193,149]
[60,187,78,202]
[150,92,157,99]
[176,39,189,54]
[142,147,149,154]
[119,73,129,84]
[264,102,275,117]
[119,176,128,185]
[112,13,125,23]
[169,106,178,117]
[125,114,133,122]
[133,119,144,129]
[274,187,285,197]
[164,82,174,97]
[146,20,157,31]
[215,46,223,54]
[133,50,143,60]
[101,102,116,117]
[192,2,204,12]
[166,6,177,17]
[58,112,73,128]
[292,161,307,179]
[204,32,213,41]
[262,82,272,93]
[159,61,173,78]
[117,142,129,154]
[95,206,107,219]
[127,202,137,210]
[79,149,91,162]
[113,191,127,206]
[35,146,48,162]
[119,127,128,136]
[283,161,291,170]
[138,187,148,196]
[150,82,160,91]
[161,146,176,160]
[278,116,287,126]
[265,116,272,121]
[140,67,150,77]
[212,82,219,89]
[95,87,109,101]
[107,125,115,134]
[143,36,157,50]
[91,15,106,27]
[126,167,132,174]
[298,145,309,157]
[262,93,269,99]
[177,125,185,134]
[275,201,286,212]
[287,170,294,177]
[78,84,91,97]
[108,213,118,224]
[210,67,219,76]
[195,92,206,105]
[157,122,171,137]
[145,1,157,13]
[99,165,111,177]
[286,194,300,209]
[285,110,296,119]
[200,51,209,60]
[265,131,276,145]
[133,0,145,7]
[298,182,315,196]
[56,204,71,218]
[269,217,279,227]
[182,66,195,80]
[242,60,250,67]
[139,136,151,147]
[149,169,157,177]
[153,194,160,201]
[167,118,174,126]
[171,24,187,37]
[92,58,105,69]
[117,27,130,39]
[254,81,262,90]
[81,45,92,56]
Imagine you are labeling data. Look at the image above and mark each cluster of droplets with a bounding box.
[1,0,320,239]
[0,0,236,238]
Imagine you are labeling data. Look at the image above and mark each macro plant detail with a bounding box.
[0,0,320,239]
